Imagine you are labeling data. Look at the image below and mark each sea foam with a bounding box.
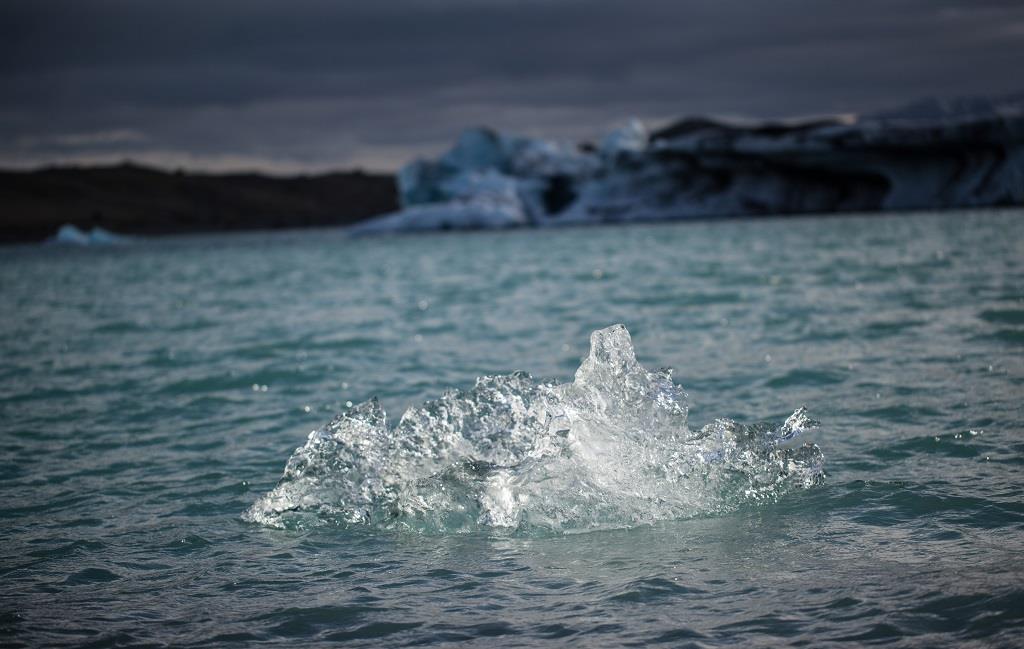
[245,325,824,533]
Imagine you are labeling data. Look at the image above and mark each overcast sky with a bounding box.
[1,0,1021,173]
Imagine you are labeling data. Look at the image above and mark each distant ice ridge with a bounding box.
[245,325,824,534]
[351,96,1024,233]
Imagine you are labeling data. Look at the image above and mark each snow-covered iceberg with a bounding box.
[352,97,1024,232]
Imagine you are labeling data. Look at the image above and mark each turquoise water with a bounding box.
[1,209,1023,646]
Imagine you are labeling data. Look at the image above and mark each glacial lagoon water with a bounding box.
[1,208,1023,646]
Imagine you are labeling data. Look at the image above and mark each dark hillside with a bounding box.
[0,164,398,243]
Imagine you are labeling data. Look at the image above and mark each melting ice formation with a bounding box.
[246,325,824,533]
[352,96,1024,232]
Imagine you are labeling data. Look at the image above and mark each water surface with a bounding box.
[1,209,1022,646]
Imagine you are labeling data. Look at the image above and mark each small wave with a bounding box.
[245,325,824,533]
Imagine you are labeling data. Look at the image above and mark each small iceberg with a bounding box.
[47,224,130,246]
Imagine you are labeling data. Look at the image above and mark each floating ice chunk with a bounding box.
[48,224,130,246]
[246,325,825,533]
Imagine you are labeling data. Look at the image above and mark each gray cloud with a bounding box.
[1,0,1021,172]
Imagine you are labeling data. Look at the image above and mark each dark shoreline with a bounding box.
[0,163,398,245]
